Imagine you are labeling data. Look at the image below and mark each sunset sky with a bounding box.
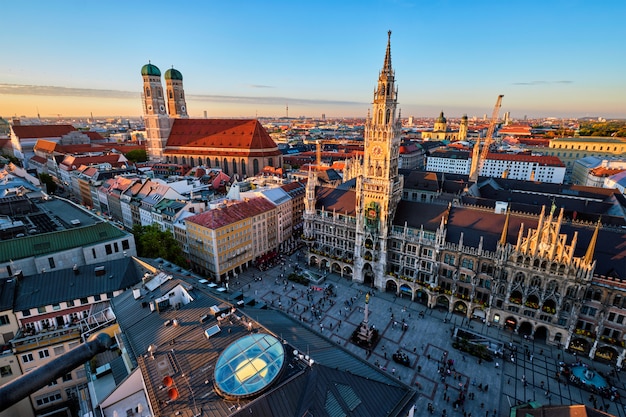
[1,0,625,120]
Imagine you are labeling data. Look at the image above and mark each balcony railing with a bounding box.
[12,325,82,353]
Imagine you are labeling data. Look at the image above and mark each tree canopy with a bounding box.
[578,121,626,138]
[125,149,148,163]
[38,173,57,194]
[132,224,187,266]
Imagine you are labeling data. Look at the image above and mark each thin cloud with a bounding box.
[0,83,137,99]
[187,93,362,107]
[247,84,274,89]
[513,80,573,85]
[0,83,363,107]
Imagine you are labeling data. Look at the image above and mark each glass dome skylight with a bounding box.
[214,333,285,399]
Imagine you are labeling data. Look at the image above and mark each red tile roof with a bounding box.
[60,154,127,170]
[12,124,76,139]
[590,167,624,177]
[186,197,275,229]
[33,140,59,153]
[165,119,281,156]
[29,155,47,165]
[84,131,105,141]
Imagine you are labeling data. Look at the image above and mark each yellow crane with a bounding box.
[469,94,504,183]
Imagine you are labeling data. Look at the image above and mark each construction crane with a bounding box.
[469,94,504,183]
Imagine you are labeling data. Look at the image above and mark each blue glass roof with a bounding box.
[214,333,285,399]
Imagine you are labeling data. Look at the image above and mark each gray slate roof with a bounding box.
[14,257,140,310]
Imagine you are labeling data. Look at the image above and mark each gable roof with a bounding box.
[165,119,281,156]
[186,197,276,229]
[12,124,76,139]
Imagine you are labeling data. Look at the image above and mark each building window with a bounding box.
[48,257,56,269]
[105,244,112,255]
[0,315,9,326]
[62,373,72,382]
[22,353,34,363]
[35,391,62,407]
[461,258,474,270]
[0,365,12,377]
[53,346,65,356]
[94,294,101,301]
[38,306,46,314]
[122,239,130,250]
[67,300,75,307]
[92,248,97,258]
[80,297,89,305]
[39,349,50,359]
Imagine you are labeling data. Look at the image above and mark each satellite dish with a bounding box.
[168,388,179,400]
[163,376,173,387]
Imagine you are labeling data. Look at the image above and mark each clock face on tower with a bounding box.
[371,145,383,157]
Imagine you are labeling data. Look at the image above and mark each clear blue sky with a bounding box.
[1,0,625,120]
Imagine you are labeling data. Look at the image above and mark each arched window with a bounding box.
[232,158,237,174]
[182,156,186,165]
[268,158,273,167]
[158,88,162,98]
[530,276,541,288]
[197,157,203,166]
[145,87,151,97]
[241,159,246,176]
[385,109,391,124]
[173,156,178,164]
[380,84,385,96]
[547,280,558,293]
[253,159,259,174]
[613,294,622,307]
[514,272,525,284]
[190,157,195,167]
[223,158,229,174]
[215,158,219,167]
[593,290,602,301]
[378,109,383,124]
[168,90,173,99]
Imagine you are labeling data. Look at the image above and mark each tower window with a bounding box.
[145,87,151,97]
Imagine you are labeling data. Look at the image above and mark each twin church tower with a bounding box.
[140,63,188,161]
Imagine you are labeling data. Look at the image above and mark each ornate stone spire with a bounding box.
[382,30,392,76]
[583,218,601,264]
[500,207,510,245]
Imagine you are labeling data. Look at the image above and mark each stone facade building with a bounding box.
[303,32,626,366]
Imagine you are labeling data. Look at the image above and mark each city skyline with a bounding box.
[1,0,625,120]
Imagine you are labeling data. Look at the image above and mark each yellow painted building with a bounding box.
[534,136,626,181]
[186,198,277,282]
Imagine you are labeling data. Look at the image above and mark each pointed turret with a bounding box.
[382,30,392,76]
[583,219,601,264]
[500,207,511,246]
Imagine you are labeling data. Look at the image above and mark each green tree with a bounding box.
[1,153,22,167]
[132,224,187,266]
[125,149,148,163]
[38,173,57,194]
